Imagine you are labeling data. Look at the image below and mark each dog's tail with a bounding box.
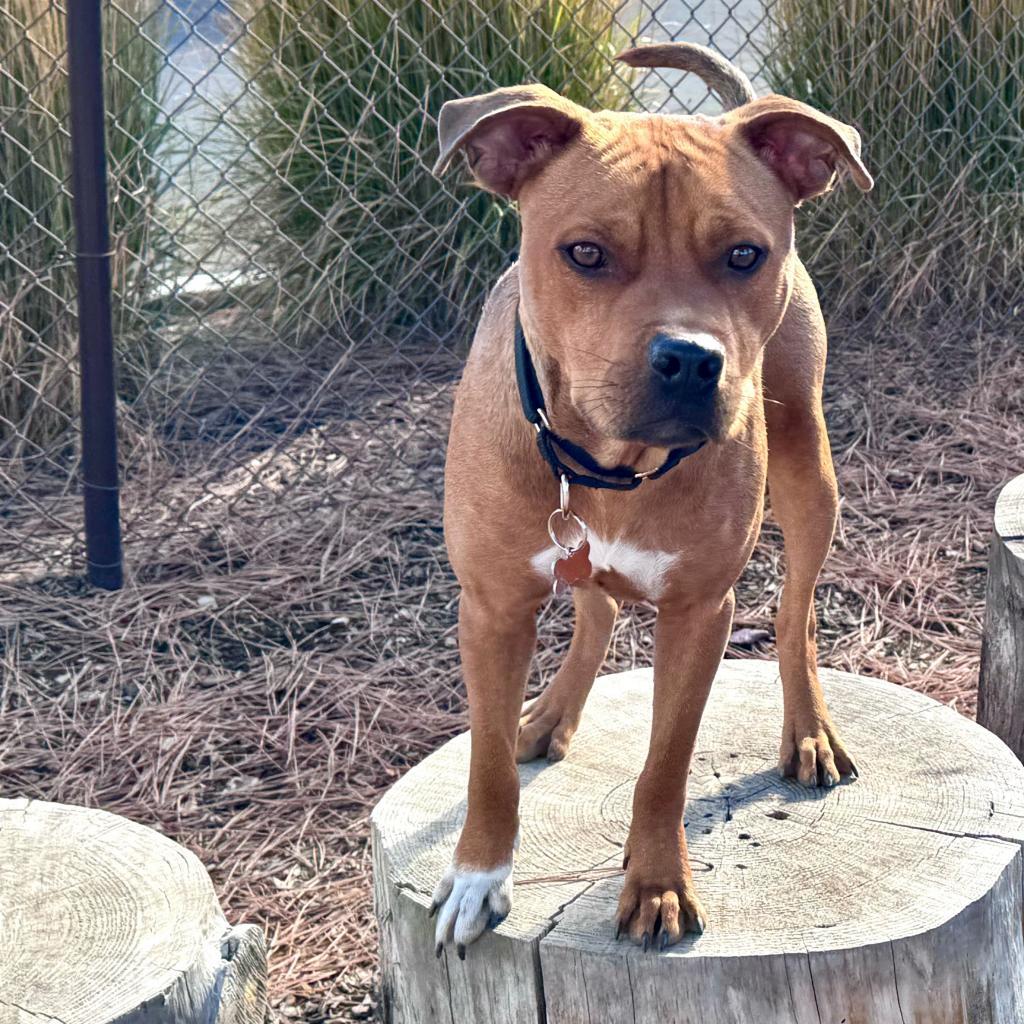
[615,43,756,111]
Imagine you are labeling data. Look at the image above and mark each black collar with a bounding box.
[514,309,704,490]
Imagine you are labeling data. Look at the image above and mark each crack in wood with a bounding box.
[867,816,1024,848]
[804,953,825,1024]
[889,941,909,1024]
[0,1002,68,1024]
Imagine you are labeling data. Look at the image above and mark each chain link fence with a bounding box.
[1,0,1021,583]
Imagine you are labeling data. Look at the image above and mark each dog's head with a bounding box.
[435,45,872,449]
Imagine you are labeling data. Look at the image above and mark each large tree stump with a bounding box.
[373,661,1024,1024]
[0,799,267,1024]
[980,471,1024,761]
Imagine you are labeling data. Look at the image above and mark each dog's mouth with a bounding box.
[588,374,726,450]
[571,380,724,451]
[617,418,714,449]
[615,396,722,448]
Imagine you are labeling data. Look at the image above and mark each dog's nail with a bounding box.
[660,932,669,951]
[850,762,860,778]
[486,910,508,930]
[457,944,466,961]
[435,942,444,959]
[428,901,439,919]
[642,933,650,953]
[694,915,706,934]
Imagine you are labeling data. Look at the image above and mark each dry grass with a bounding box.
[1,320,1022,1020]
[230,0,634,349]
[767,0,1024,320]
[0,0,168,451]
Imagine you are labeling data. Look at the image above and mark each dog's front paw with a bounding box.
[615,837,706,950]
[430,859,513,958]
[779,716,858,788]
[516,690,583,763]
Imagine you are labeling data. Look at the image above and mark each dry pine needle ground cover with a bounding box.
[1,318,1022,1020]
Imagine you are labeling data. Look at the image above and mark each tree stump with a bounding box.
[980,471,1024,761]
[373,661,1024,1024]
[0,799,267,1024]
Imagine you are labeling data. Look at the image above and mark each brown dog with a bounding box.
[428,42,872,957]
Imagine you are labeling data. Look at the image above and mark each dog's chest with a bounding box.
[531,534,679,602]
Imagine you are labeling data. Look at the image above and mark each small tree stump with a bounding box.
[980,471,1024,761]
[373,662,1024,1024]
[0,799,267,1024]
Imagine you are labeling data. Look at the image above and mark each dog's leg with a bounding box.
[431,586,537,955]
[516,587,619,763]
[616,591,734,947]
[765,400,857,785]
[763,266,856,786]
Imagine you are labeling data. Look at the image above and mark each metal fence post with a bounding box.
[66,0,123,590]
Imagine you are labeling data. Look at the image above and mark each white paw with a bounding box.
[430,860,514,958]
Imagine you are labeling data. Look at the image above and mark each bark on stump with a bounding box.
[0,799,267,1024]
[373,661,1024,1024]
[979,471,1024,762]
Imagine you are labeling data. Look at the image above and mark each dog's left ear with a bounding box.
[433,84,587,198]
[727,95,873,203]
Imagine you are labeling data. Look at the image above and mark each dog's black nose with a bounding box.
[648,335,723,393]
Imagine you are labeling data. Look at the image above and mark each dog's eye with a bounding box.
[727,244,764,272]
[567,242,606,270]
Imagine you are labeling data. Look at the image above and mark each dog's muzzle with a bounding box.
[631,333,724,444]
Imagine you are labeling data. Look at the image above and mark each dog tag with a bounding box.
[552,540,592,593]
[546,475,591,596]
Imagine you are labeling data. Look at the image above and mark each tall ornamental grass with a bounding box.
[0,1,167,454]
[767,0,1024,321]
[233,0,634,346]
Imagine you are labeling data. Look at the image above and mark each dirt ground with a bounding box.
[2,316,1022,1020]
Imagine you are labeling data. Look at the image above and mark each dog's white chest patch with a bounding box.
[531,534,678,600]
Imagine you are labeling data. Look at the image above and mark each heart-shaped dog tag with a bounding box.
[553,540,592,591]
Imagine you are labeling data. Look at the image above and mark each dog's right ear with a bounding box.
[433,84,587,198]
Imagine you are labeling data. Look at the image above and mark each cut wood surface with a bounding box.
[0,799,267,1024]
[980,471,1024,761]
[373,661,1024,1024]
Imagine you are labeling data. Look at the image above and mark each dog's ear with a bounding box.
[727,95,873,203]
[433,84,587,197]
